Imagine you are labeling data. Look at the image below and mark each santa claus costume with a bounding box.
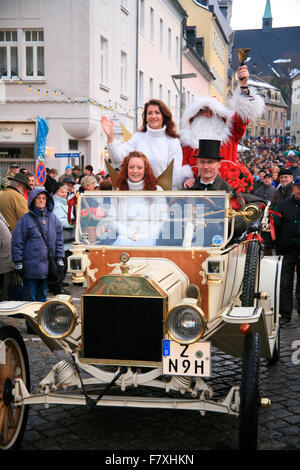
[180,86,265,185]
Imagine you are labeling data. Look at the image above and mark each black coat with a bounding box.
[45,175,59,195]
[275,195,300,256]
[190,174,231,192]
[271,182,293,209]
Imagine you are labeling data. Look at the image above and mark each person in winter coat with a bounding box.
[0,213,14,300]
[11,187,65,302]
[0,172,29,231]
[275,177,300,327]
[45,168,59,195]
[253,173,276,201]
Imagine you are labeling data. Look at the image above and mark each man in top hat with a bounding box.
[187,139,231,192]
[275,176,300,327]
[180,65,265,188]
[0,172,29,231]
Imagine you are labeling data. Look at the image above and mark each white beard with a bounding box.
[180,115,232,149]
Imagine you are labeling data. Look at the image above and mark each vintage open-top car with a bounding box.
[0,190,281,450]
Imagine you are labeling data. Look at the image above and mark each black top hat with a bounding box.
[8,172,31,189]
[197,139,222,160]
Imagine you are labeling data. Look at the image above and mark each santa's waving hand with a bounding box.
[180,65,265,188]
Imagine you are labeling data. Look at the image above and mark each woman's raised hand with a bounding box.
[101,116,114,143]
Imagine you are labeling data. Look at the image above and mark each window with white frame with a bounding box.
[167,89,171,108]
[159,83,163,100]
[139,70,144,105]
[150,7,155,42]
[0,30,18,77]
[175,35,179,65]
[175,94,179,121]
[149,77,154,98]
[100,36,108,86]
[121,50,127,95]
[168,28,172,60]
[24,30,44,77]
[159,18,163,50]
[139,0,145,33]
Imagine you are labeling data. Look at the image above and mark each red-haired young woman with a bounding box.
[115,151,161,191]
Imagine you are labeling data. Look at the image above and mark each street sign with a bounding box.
[54,152,80,158]
[36,161,46,186]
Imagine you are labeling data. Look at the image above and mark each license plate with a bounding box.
[162,340,211,377]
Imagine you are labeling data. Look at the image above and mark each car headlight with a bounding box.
[166,304,206,344]
[38,300,77,339]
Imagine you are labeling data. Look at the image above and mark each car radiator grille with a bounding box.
[82,295,164,364]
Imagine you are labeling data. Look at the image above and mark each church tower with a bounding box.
[262,0,273,32]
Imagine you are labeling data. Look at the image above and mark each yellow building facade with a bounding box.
[179,0,229,103]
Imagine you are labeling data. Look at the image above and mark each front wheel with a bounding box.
[0,324,30,450]
[241,241,261,307]
[239,331,260,450]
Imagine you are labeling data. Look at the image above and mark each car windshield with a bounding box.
[76,191,229,249]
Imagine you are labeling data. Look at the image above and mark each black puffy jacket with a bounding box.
[275,195,300,256]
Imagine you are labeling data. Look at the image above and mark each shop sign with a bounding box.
[0,122,36,143]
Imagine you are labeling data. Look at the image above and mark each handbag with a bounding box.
[7,272,32,301]
[63,227,75,242]
[31,216,62,286]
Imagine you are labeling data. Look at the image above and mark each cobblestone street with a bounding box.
[2,275,300,452]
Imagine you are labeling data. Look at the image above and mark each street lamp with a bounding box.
[171,73,197,117]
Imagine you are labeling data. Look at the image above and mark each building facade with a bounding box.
[0,0,137,180]
[290,71,300,146]
[135,0,186,126]
[179,0,233,104]
[245,76,287,140]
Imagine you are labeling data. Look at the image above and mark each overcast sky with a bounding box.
[230,0,300,30]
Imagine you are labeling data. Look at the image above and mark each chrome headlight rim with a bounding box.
[166,303,206,344]
[37,299,77,339]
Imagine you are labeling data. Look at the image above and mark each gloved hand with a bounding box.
[56,258,65,275]
[14,262,23,276]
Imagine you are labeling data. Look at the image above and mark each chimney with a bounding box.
[186,26,196,48]
[195,37,205,58]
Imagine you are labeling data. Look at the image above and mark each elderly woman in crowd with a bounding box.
[0,213,14,300]
[80,174,98,191]
[11,187,65,302]
[53,182,75,248]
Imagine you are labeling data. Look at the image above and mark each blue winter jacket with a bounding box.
[12,187,65,279]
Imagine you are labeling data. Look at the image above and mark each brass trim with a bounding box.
[80,293,168,363]
[37,299,77,339]
[207,279,223,285]
[165,303,207,345]
[78,350,162,368]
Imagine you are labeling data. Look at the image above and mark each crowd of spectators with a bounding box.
[0,144,299,326]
